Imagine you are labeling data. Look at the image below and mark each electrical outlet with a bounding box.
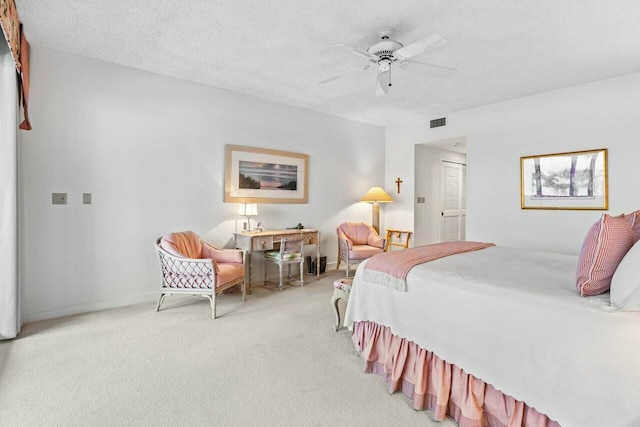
[417,196,426,204]
[83,193,92,205]
[52,193,67,205]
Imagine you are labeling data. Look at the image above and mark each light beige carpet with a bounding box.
[0,270,457,426]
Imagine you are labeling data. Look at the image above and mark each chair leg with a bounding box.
[331,291,341,332]
[210,293,217,319]
[299,261,304,286]
[156,293,167,312]
[264,258,268,286]
[278,264,284,290]
[242,279,246,302]
[199,294,216,319]
[346,261,350,277]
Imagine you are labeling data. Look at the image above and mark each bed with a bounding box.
[343,244,640,427]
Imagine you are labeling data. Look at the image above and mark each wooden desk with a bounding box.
[234,229,321,290]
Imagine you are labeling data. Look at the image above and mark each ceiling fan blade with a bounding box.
[375,70,390,96]
[332,44,378,61]
[318,65,372,84]
[394,33,447,60]
[398,60,457,79]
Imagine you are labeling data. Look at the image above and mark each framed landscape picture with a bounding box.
[520,148,608,210]
[224,145,308,204]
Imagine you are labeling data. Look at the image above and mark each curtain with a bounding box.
[0,37,21,339]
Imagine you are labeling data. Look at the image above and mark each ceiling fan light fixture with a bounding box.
[378,58,392,72]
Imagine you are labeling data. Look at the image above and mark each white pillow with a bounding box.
[610,240,640,310]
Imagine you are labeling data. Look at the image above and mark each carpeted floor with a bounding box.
[0,270,457,426]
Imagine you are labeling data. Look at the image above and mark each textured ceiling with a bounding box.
[15,0,640,126]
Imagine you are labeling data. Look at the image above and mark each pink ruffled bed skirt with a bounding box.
[352,321,560,427]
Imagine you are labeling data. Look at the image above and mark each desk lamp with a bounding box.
[238,203,258,231]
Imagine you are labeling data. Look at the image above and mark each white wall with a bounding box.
[387,72,640,255]
[383,126,417,233]
[19,46,385,321]
[414,145,466,246]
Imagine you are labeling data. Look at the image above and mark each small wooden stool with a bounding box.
[331,278,353,331]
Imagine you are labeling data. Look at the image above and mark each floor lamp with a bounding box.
[360,187,393,234]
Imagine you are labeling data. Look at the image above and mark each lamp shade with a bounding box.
[238,203,258,216]
[360,187,393,203]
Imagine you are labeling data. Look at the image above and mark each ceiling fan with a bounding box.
[319,27,456,95]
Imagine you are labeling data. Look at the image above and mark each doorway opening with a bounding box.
[413,137,467,246]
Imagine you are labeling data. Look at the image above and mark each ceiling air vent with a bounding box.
[430,117,446,128]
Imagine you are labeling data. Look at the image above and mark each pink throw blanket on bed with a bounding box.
[363,241,495,291]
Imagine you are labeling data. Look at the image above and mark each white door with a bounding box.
[440,161,466,242]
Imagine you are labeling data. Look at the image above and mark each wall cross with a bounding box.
[395,177,403,194]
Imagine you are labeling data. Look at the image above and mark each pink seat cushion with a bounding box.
[350,245,384,261]
[216,263,245,288]
[576,214,635,296]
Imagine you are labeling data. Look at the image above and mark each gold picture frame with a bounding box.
[224,145,309,204]
[520,148,608,210]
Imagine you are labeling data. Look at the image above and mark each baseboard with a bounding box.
[24,291,158,323]
[28,262,342,322]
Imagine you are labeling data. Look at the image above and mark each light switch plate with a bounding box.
[83,193,92,205]
[52,193,67,205]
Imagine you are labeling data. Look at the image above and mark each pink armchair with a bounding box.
[154,231,246,319]
[336,222,386,277]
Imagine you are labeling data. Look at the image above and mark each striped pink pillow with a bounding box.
[576,214,635,296]
[624,210,640,243]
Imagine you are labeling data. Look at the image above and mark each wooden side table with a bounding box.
[331,278,353,331]
[384,229,412,251]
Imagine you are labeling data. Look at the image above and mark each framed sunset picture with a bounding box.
[224,145,308,204]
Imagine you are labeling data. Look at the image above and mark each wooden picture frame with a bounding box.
[520,148,608,210]
[224,145,308,204]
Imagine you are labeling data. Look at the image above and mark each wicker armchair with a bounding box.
[336,222,385,277]
[154,231,246,319]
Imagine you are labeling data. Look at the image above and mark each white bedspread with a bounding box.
[344,246,640,427]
